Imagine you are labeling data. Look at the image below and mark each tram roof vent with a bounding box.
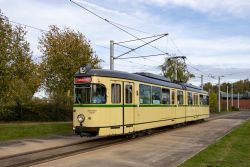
[134,72,171,82]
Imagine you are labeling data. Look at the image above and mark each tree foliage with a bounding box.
[209,92,218,112]
[0,12,40,109]
[161,58,195,82]
[204,79,250,94]
[39,25,101,101]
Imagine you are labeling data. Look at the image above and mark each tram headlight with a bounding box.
[77,114,85,123]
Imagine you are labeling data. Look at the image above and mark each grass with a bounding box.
[0,122,72,142]
[179,119,250,167]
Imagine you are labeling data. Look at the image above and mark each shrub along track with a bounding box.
[0,111,246,167]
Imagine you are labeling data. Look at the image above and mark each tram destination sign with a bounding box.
[74,77,92,84]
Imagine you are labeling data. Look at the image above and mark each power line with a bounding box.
[70,0,167,54]
[169,37,185,56]
[115,33,168,59]
[93,43,165,67]
[117,53,168,59]
[168,36,218,81]
[0,14,46,32]
[110,21,154,35]
[0,11,164,72]
[114,33,167,44]
[119,59,156,67]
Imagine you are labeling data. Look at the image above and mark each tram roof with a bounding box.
[75,69,208,94]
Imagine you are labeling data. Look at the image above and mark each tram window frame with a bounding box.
[111,84,121,104]
[162,88,170,104]
[200,94,209,105]
[125,85,133,104]
[139,84,151,104]
[200,94,204,105]
[193,94,198,105]
[188,92,193,105]
[177,90,184,105]
[152,86,161,104]
[205,95,209,105]
[74,84,106,104]
[171,90,176,105]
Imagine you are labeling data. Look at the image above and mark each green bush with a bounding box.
[231,106,240,111]
[0,99,72,122]
[209,92,218,113]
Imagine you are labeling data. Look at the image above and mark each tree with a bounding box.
[9,26,41,104]
[161,58,195,82]
[0,12,41,118]
[209,92,218,112]
[203,82,213,92]
[0,12,12,106]
[39,25,101,104]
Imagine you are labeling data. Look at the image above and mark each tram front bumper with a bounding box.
[74,126,99,137]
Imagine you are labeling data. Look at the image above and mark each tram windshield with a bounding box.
[74,84,106,104]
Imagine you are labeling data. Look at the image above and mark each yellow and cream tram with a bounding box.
[73,66,209,137]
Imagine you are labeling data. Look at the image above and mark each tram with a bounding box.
[73,65,209,137]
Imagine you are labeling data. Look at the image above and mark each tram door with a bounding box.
[123,82,135,134]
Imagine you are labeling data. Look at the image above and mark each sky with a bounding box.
[1,0,250,90]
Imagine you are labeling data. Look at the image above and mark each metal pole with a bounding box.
[218,76,221,113]
[227,85,228,112]
[231,83,233,107]
[174,59,177,81]
[201,75,203,90]
[110,40,114,70]
[238,92,240,109]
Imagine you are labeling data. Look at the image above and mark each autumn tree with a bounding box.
[39,25,101,104]
[161,58,195,82]
[0,12,12,106]
[0,12,41,118]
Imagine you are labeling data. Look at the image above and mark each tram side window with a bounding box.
[162,88,170,104]
[111,84,121,103]
[188,92,193,105]
[201,95,209,105]
[152,86,161,104]
[205,95,209,105]
[171,90,175,105]
[139,84,151,104]
[200,94,204,105]
[177,90,184,105]
[125,85,132,104]
[193,94,198,105]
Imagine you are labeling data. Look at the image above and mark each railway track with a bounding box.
[0,135,130,167]
[1,111,248,167]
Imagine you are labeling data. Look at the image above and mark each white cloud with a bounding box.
[138,0,250,18]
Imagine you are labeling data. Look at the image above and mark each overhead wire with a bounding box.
[1,3,214,76]
[2,0,166,70]
[70,0,168,55]
[0,14,46,32]
[114,33,167,44]
[110,21,154,35]
[93,43,158,70]
[169,36,218,81]
[115,34,168,59]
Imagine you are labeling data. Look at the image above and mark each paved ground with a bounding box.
[0,134,88,158]
[30,111,250,167]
